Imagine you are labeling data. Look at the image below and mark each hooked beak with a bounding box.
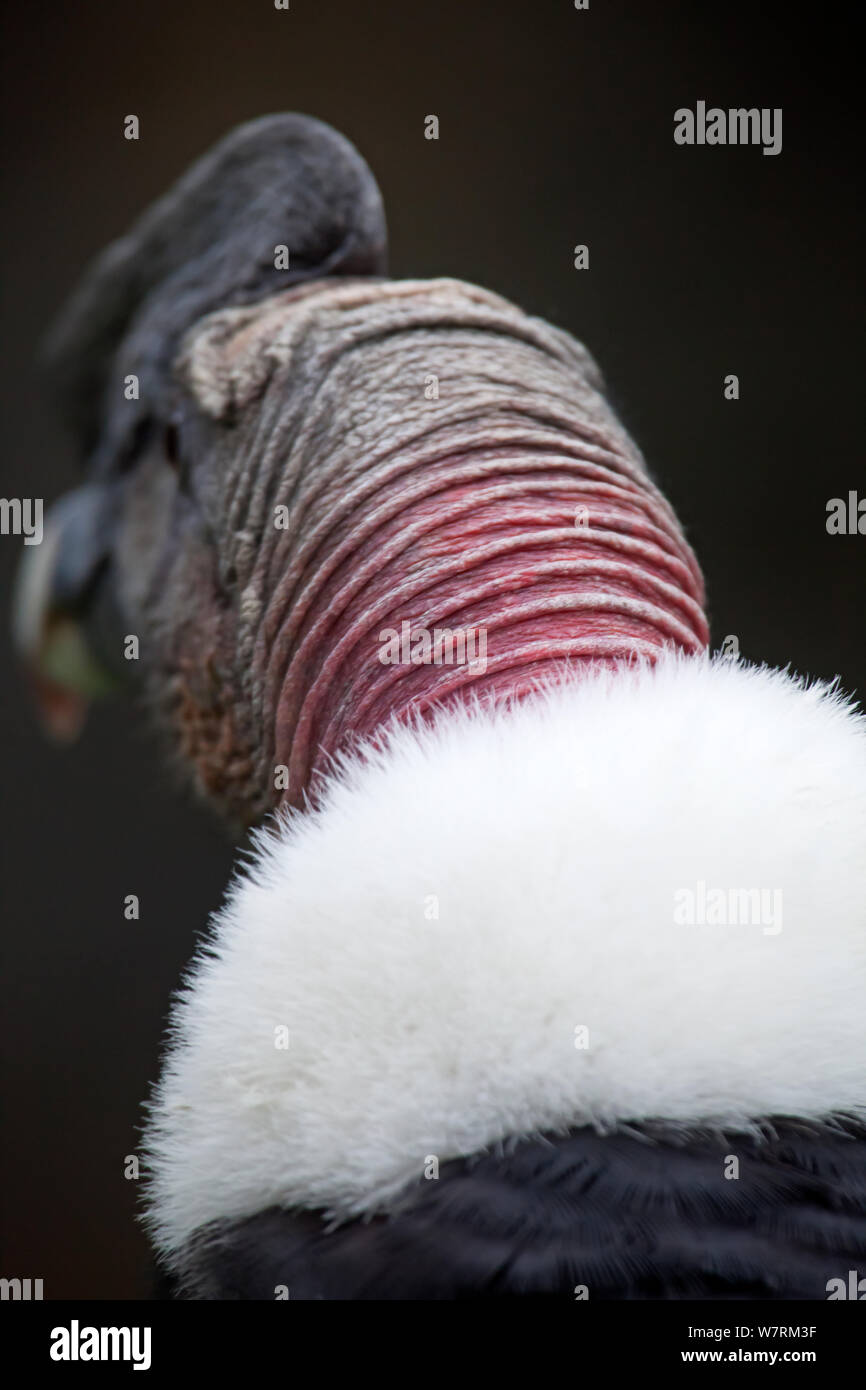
[12,484,125,741]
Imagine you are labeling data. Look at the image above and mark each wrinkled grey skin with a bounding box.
[17,115,866,1308]
[23,116,683,822]
[44,113,388,461]
[18,113,695,827]
[18,115,388,821]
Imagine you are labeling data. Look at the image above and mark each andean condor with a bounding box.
[15,114,866,1300]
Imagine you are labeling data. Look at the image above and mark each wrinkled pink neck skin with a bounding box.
[272,447,707,801]
[198,278,708,808]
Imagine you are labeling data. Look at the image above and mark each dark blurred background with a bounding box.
[1,0,862,1298]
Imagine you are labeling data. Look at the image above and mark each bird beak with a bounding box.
[12,484,124,742]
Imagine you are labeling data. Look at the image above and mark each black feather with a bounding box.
[164,1119,866,1300]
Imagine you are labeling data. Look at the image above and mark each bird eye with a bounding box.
[116,417,156,473]
[164,421,181,467]
[163,417,193,492]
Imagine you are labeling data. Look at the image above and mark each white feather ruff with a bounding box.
[143,655,866,1257]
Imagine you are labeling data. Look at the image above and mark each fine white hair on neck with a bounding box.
[143,653,866,1259]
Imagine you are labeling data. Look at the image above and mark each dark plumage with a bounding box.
[168,1122,866,1300]
[16,114,866,1302]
